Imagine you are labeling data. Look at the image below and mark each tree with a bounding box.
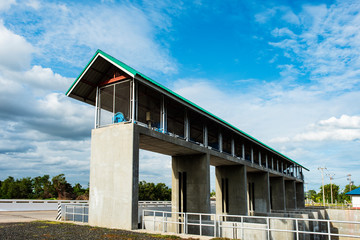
[17,177,33,199]
[307,189,317,202]
[138,181,171,201]
[73,183,89,200]
[319,184,339,204]
[33,175,54,199]
[52,174,74,200]
[339,184,359,203]
[0,177,16,199]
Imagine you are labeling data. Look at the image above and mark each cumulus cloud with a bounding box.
[271,115,360,143]
[8,1,177,76]
[0,20,34,71]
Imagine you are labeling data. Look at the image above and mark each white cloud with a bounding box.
[272,115,360,143]
[12,1,177,76]
[0,0,16,11]
[270,1,360,91]
[0,20,34,71]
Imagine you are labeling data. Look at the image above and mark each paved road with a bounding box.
[0,211,57,223]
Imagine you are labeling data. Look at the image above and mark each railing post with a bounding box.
[142,210,145,229]
[200,214,202,236]
[213,214,216,237]
[327,220,331,240]
[267,217,270,240]
[184,213,187,234]
[296,218,299,240]
[162,212,165,232]
[153,211,156,231]
[241,216,244,240]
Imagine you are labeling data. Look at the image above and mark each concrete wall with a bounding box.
[285,180,296,210]
[215,165,247,215]
[270,177,286,211]
[296,182,305,209]
[171,153,211,214]
[89,123,139,230]
[247,172,270,214]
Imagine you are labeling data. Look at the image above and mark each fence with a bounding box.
[142,210,217,237]
[143,210,360,239]
[63,204,89,223]
[0,199,88,211]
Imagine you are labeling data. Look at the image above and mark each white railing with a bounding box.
[0,199,88,211]
[138,201,171,208]
[63,204,89,223]
[143,210,360,239]
[218,214,360,239]
[142,210,217,237]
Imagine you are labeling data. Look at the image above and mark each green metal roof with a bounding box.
[66,49,309,171]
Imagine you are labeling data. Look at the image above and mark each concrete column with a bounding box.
[203,125,208,147]
[247,172,270,214]
[89,123,139,230]
[172,153,210,214]
[265,155,268,169]
[184,109,189,141]
[219,133,223,152]
[296,182,305,208]
[251,148,254,163]
[285,180,296,210]
[231,138,235,157]
[270,177,286,211]
[259,152,262,167]
[242,144,245,159]
[215,165,247,215]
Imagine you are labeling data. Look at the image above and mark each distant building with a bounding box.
[346,188,360,209]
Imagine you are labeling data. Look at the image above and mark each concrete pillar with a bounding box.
[172,153,210,214]
[242,144,245,159]
[215,165,247,215]
[296,182,305,208]
[247,172,270,214]
[89,123,139,230]
[285,180,296,210]
[270,177,286,211]
[251,148,254,163]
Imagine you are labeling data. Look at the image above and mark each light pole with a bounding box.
[326,173,335,205]
[318,167,327,206]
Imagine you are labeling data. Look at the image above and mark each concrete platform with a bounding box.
[0,211,57,223]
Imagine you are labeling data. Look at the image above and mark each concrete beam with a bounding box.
[89,123,139,230]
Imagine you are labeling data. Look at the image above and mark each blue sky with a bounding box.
[0,0,360,194]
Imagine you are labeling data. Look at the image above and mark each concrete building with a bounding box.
[346,188,360,209]
[66,50,308,230]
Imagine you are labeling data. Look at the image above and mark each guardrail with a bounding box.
[142,210,360,239]
[0,199,88,211]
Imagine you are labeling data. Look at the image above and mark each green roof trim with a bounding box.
[66,49,309,171]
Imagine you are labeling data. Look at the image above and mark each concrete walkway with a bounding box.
[0,211,57,223]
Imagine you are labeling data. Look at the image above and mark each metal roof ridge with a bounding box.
[65,49,309,171]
